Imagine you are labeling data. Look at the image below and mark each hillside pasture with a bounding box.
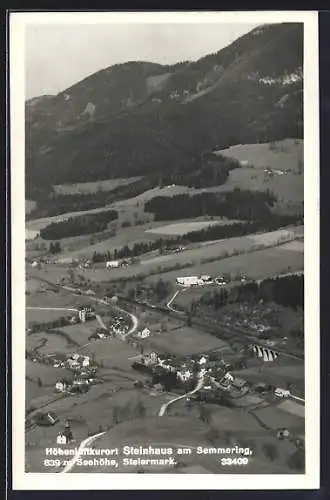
[62,227,303,283]
[25,287,79,309]
[146,219,240,236]
[57,320,101,346]
[26,359,72,386]
[54,216,226,260]
[53,176,142,195]
[26,308,73,323]
[252,404,305,431]
[216,139,303,171]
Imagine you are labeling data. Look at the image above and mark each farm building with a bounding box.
[176,276,204,287]
[274,387,291,398]
[106,260,120,269]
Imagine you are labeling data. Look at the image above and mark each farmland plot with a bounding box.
[78,337,140,369]
[146,219,240,236]
[142,326,229,356]
[146,245,304,286]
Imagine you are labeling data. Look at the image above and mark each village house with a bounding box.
[82,356,90,368]
[73,376,89,386]
[55,379,69,392]
[138,328,151,339]
[56,433,67,445]
[198,356,208,365]
[177,369,193,382]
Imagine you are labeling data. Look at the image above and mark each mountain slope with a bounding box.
[26,23,303,197]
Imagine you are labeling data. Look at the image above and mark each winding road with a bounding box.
[60,431,106,474]
[158,374,204,417]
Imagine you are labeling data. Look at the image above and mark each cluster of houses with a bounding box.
[88,313,130,341]
[68,305,96,324]
[264,167,290,177]
[135,349,292,402]
[136,351,249,395]
[55,354,97,394]
[105,259,131,269]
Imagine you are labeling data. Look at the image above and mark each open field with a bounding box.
[26,379,52,407]
[98,414,210,449]
[26,359,72,386]
[146,219,240,236]
[216,139,303,171]
[53,176,142,195]
[43,216,222,260]
[46,227,303,283]
[26,331,73,354]
[252,404,304,430]
[26,309,72,323]
[78,337,140,369]
[278,400,305,419]
[146,243,304,286]
[141,325,229,356]
[25,289,78,309]
[56,320,101,346]
[232,364,305,396]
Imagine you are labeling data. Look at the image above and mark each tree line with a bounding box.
[90,213,300,263]
[39,210,118,240]
[27,155,241,220]
[145,188,278,221]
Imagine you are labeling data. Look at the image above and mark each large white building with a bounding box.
[106,260,120,269]
[176,276,204,287]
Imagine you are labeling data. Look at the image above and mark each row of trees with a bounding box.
[145,188,278,221]
[199,275,304,312]
[40,210,118,240]
[90,213,300,263]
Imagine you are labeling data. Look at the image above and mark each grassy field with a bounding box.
[50,227,302,283]
[141,325,229,356]
[216,139,303,171]
[252,404,304,430]
[78,337,140,369]
[25,289,78,309]
[146,219,240,236]
[26,309,72,323]
[53,176,142,195]
[232,363,305,396]
[26,359,72,386]
[146,243,304,286]
[56,320,101,346]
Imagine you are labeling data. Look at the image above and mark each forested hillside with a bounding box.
[26,23,303,200]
